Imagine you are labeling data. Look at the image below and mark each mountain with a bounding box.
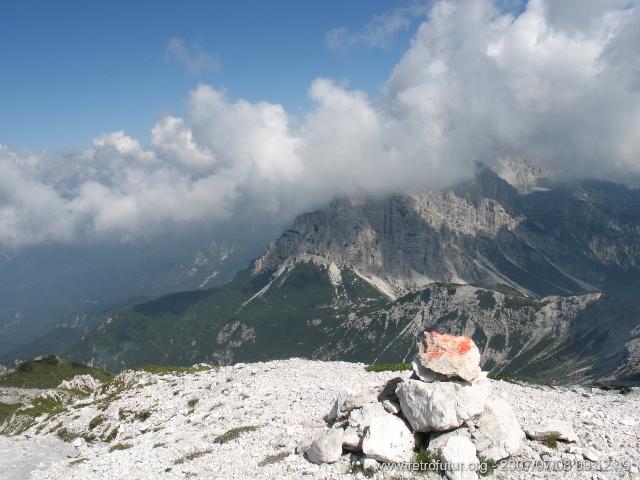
[11,161,640,383]
[256,160,640,298]
[0,225,281,356]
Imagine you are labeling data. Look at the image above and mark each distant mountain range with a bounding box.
[5,161,640,383]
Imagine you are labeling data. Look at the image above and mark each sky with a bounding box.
[1,0,639,249]
[0,0,424,151]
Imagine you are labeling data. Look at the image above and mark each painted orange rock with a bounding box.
[413,331,481,383]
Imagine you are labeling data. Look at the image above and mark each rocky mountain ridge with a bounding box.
[255,162,640,298]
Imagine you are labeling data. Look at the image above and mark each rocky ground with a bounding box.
[0,359,638,480]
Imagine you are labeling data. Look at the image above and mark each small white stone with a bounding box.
[581,447,600,462]
[382,399,401,415]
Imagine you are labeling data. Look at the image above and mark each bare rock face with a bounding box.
[468,397,525,461]
[361,412,415,463]
[395,375,490,432]
[306,429,344,464]
[523,420,578,443]
[413,332,481,383]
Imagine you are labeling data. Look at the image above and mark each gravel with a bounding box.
[0,359,637,479]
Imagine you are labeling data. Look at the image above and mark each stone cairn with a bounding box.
[303,332,527,480]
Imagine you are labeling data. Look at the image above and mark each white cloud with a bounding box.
[166,37,221,73]
[1,0,639,248]
[325,5,427,50]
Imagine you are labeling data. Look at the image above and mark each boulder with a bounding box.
[343,426,362,451]
[327,388,379,421]
[523,420,578,443]
[413,332,481,383]
[306,429,344,464]
[362,412,415,463]
[396,376,490,432]
[348,402,387,433]
[469,397,524,461]
[432,435,479,480]
[428,428,472,456]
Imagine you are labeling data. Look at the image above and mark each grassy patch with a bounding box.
[487,372,519,384]
[214,425,258,444]
[173,448,213,464]
[348,464,376,477]
[134,364,216,376]
[135,410,152,421]
[20,396,67,419]
[0,356,112,389]
[479,459,499,476]
[89,415,105,430]
[109,442,133,452]
[491,283,525,297]
[105,427,118,442]
[0,402,19,425]
[153,442,166,448]
[542,434,559,449]
[414,446,436,471]
[258,451,289,467]
[476,290,497,310]
[365,363,411,372]
[187,398,199,413]
[597,384,632,395]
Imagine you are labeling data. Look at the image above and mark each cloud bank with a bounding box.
[1,0,639,248]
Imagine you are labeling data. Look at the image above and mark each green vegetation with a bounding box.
[0,402,19,424]
[214,425,258,444]
[365,363,411,372]
[492,283,525,297]
[135,410,152,421]
[414,447,436,473]
[109,442,133,452]
[105,427,118,442]
[479,459,499,476]
[542,434,559,449]
[0,356,113,389]
[503,295,540,311]
[476,290,497,310]
[597,384,632,395]
[348,464,376,477]
[89,414,105,430]
[20,395,67,420]
[187,398,199,412]
[258,451,289,467]
[487,372,519,384]
[173,448,214,464]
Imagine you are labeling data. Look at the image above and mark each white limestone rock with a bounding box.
[348,402,387,433]
[342,426,362,451]
[523,420,578,443]
[432,435,479,480]
[306,429,344,464]
[327,388,378,422]
[361,412,415,463]
[469,397,524,461]
[396,375,491,432]
[382,399,401,415]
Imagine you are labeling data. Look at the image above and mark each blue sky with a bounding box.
[0,0,421,151]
